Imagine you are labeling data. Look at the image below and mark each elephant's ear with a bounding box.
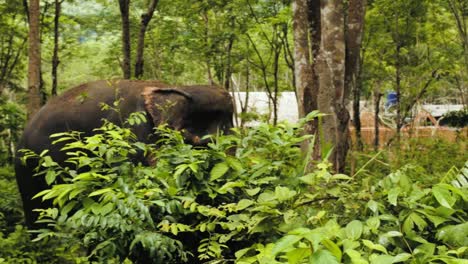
[142,86,191,129]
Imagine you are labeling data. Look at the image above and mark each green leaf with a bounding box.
[409,212,427,231]
[367,200,379,213]
[257,191,277,203]
[413,243,435,261]
[217,181,245,194]
[433,185,456,209]
[362,239,388,254]
[271,235,302,255]
[346,220,363,240]
[383,231,403,237]
[174,164,189,179]
[369,254,394,264]
[366,217,381,232]
[345,249,368,264]
[392,253,412,263]
[331,174,352,180]
[322,239,342,262]
[246,187,261,196]
[286,248,311,264]
[310,249,339,264]
[237,199,255,211]
[100,203,114,215]
[226,156,243,171]
[235,247,252,259]
[210,162,230,181]
[274,186,297,201]
[45,170,57,185]
[42,156,57,167]
[88,188,113,197]
[388,187,401,206]
[436,222,468,247]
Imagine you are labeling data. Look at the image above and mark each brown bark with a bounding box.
[293,0,318,159]
[135,0,159,79]
[346,0,366,151]
[309,0,322,160]
[118,0,131,79]
[374,89,382,151]
[27,0,42,119]
[223,10,236,91]
[280,24,295,90]
[224,36,234,91]
[395,43,402,140]
[317,0,348,172]
[51,0,62,96]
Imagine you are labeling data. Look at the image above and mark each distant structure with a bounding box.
[231,92,298,125]
[230,91,463,125]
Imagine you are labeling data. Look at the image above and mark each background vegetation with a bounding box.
[0,0,467,263]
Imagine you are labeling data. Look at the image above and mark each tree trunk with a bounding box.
[317,0,348,172]
[224,31,235,91]
[346,0,366,151]
[51,0,61,96]
[308,0,322,160]
[135,0,159,79]
[201,11,214,85]
[293,0,318,159]
[374,89,382,151]
[395,44,402,140]
[27,0,42,119]
[118,0,131,79]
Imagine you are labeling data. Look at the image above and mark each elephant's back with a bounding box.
[20,79,167,152]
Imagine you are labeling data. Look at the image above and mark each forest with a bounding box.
[0,0,467,263]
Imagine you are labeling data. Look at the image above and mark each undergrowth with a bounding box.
[0,112,466,263]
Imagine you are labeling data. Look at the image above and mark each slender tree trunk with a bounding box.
[224,32,235,91]
[317,0,348,172]
[395,44,402,140]
[346,0,366,151]
[201,12,214,85]
[374,89,382,151]
[118,0,131,79]
[280,23,296,91]
[51,0,61,96]
[241,62,250,128]
[135,0,159,79]
[272,32,281,125]
[27,0,42,119]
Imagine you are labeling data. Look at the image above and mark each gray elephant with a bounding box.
[15,79,234,228]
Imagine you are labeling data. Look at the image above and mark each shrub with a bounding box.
[439,108,468,128]
[23,112,467,263]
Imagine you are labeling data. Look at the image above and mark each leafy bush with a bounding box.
[0,96,25,165]
[0,166,77,263]
[389,138,466,186]
[0,166,23,234]
[22,112,467,263]
[439,108,468,128]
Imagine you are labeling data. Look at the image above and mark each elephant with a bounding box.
[15,79,234,229]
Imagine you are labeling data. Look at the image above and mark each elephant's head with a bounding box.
[142,85,234,145]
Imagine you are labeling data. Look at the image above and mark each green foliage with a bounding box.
[0,96,25,164]
[439,108,468,128]
[0,166,78,263]
[0,166,23,234]
[19,112,466,263]
[238,162,468,263]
